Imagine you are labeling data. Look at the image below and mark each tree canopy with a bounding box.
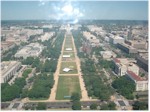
[112,76,135,99]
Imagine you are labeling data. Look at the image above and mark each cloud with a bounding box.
[39,0,84,23]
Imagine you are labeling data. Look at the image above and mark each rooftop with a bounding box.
[1,61,20,76]
[127,70,143,81]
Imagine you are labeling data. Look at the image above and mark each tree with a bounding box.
[28,74,54,99]
[90,103,98,110]
[21,89,28,98]
[36,103,47,110]
[71,92,80,101]
[1,84,20,101]
[132,101,148,110]
[72,101,81,110]
[108,102,116,110]
[22,57,34,65]
[112,76,135,99]
[100,102,116,110]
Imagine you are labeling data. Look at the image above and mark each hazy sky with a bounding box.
[1,0,148,20]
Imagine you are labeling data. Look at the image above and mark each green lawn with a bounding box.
[56,76,81,100]
[60,62,78,74]
[22,68,32,78]
[64,43,73,50]
[63,52,75,58]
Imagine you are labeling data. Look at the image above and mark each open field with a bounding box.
[64,42,73,51]
[60,62,78,74]
[62,52,75,58]
[56,76,81,100]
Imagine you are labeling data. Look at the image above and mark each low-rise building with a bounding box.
[1,61,21,83]
[113,58,139,76]
[126,71,148,91]
[15,43,44,59]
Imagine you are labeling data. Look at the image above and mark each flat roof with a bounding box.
[1,61,20,76]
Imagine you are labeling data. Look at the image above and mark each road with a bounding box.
[1,100,104,110]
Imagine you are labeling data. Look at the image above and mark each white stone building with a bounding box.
[15,43,44,59]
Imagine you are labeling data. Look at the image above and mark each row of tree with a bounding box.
[73,30,112,101]
[22,57,57,73]
[83,75,111,101]
[41,31,65,59]
[28,73,54,99]
[72,30,88,58]
[81,58,96,75]
[100,102,116,110]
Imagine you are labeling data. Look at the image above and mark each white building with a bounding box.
[100,51,116,59]
[109,35,124,44]
[126,71,148,91]
[113,58,139,76]
[87,25,103,32]
[1,61,21,83]
[15,43,44,59]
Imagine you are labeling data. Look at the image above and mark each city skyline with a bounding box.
[1,1,148,21]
